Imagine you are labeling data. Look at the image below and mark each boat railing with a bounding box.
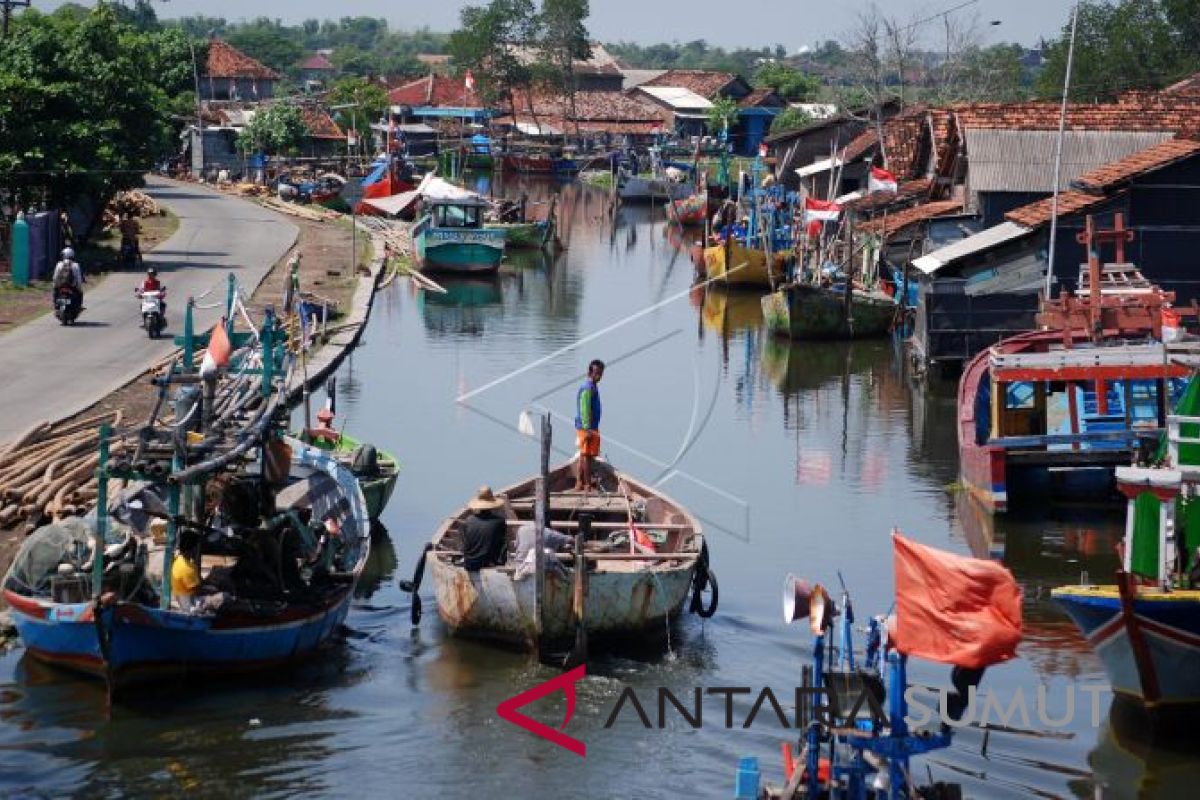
[991,429,1159,450]
[989,343,1200,373]
[1165,414,1200,473]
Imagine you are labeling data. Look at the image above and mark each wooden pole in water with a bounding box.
[568,512,591,667]
[534,412,551,655]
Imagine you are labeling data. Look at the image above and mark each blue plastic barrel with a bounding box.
[734,755,760,799]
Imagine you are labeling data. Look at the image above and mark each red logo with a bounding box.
[496,665,587,757]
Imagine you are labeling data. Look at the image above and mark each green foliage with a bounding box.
[769,106,814,134]
[166,16,448,79]
[1036,0,1198,100]
[956,44,1030,103]
[607,39,783,76]
[225,19,305,74]
[0,5,191,229]
[328,77,389,128]
[752,63,820,101]
[238,104,307,156]
[448,0,538,111]
[536,0,591,90]
[706,95,740,134]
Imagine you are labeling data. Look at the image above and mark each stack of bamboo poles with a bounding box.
[259,197,341,223]
[0,412,126,529]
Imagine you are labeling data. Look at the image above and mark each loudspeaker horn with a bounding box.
[782,574,834,635]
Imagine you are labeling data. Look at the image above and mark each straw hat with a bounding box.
[468,485,505,511]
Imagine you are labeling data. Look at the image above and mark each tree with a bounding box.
[225,18,305,75]
[536,0,590,135]
[238,104,307,156]
[769,106,814,134]
[328,76,389,130]
[706,95,739,134]
[1036,0,1188,100]
[753,62,820,101]
[449,0,538,123]
[0,5,191,236]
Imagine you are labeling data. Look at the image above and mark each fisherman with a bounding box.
[51,247,84,316]
[512,521,573,580]
[574,359,605,491]
[460,486,508,571]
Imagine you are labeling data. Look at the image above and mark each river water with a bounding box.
[1,179,1196,798]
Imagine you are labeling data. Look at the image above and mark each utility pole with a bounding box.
[1,0,31,38]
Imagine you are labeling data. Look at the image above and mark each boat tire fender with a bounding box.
[689,540,718,619]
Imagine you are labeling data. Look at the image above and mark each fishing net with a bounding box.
[2,518,96,597]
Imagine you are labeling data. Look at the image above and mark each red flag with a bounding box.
[868,166,898,193]
[802,197,841,225]
[891,531,1022,669]
[631,524,656,554]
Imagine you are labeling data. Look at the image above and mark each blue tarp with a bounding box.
[361,160,388,188]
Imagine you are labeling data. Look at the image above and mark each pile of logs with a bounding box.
[259,197,341,223]
[0,412,126,530]
[102,191,162,229]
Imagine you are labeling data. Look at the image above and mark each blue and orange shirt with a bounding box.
[575,379,601,431]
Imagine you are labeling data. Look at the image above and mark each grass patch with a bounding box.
[78,207,180,272]
[581,170,614,190]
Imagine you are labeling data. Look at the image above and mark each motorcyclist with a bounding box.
[119,212,142,268]
[51,247,83,316]
[137,267,166,320]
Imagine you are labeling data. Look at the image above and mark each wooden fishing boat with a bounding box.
[301,429,399,520]
[501,153,578,176]
[958,216,1200,513]
[702,239,786,289]
[428,459,712,647]
[761,284,896,340]
[618,172,692,203]
[412,197,507,274]
[1,438,372,691]
[1053,385,1200,736]
[666,190,708,226]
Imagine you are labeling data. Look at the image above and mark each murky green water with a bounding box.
[2,178,1196,798]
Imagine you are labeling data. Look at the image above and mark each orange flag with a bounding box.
[892,531,1022,669]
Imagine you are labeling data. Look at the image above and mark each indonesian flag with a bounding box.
[464,70,475,93]
[758,141,768,158]
[802,197,842,225]
[868,166,898,194]
[891,531,1023,669]
[1163,308,1182,342]
[630,524,657,555]
[199,318,233,379]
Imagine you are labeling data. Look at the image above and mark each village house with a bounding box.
[200,38,279,102]
[386,74,489,128]
[633,69,780,155]
[494,89,668,145]
[764,100,901,193]
[299,52,335,92]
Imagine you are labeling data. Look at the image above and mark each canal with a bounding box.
[1,178,1195,797]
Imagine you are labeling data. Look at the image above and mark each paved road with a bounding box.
[0,178,297,441]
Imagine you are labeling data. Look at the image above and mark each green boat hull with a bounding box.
[762,285,896,340]
[300,432,400,520]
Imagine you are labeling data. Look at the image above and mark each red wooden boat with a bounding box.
[958,215,1200,513]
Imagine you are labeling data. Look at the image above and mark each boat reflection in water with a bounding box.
[355,523,399,600]
[419,276,503,338]
[1089,720,1200,797]
[700,287,763,340]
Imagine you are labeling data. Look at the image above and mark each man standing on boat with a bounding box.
[574,359,604,491]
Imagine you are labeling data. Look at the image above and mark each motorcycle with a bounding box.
[137,288,166,339]
[53,285,80,326]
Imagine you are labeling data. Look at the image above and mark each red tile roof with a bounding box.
[387,75,481,108]
[301,106,345,140]
[739,88,782,108]
[858,199,963,238]
[952,100,1200,137]
[1163,72,1200,96]
[642,70,740,99]
[508,90,666,122]
[1004,191,1111,228]
[205,39,280,81]
[842,107,929,180]
[300,53,334,71]
[1072,138,1200,193]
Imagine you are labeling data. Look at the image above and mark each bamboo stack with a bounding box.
[259,197,341,223]
[0,412,126,529]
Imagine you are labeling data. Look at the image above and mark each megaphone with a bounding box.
[782,574,835,635]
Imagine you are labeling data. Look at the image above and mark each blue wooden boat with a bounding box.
[2,438,371,692]
[412,197,507,274]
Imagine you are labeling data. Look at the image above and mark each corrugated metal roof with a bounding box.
[912,221,1033,275]
[638,86,713,110]
[965,129,1173,193]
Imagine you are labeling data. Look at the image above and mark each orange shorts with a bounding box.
[576,429,601,457]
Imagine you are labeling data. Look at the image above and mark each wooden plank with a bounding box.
[436,549,696,561]
[504,519,692,530]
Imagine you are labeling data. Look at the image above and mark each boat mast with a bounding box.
[1044,2,1080,299]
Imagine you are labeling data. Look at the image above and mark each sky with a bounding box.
[33,0,1073,49]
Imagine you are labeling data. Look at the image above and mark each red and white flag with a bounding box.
[802,197,842,225]
[464,70,476,93]
[199,319,233,380]
[868,166,898,194]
